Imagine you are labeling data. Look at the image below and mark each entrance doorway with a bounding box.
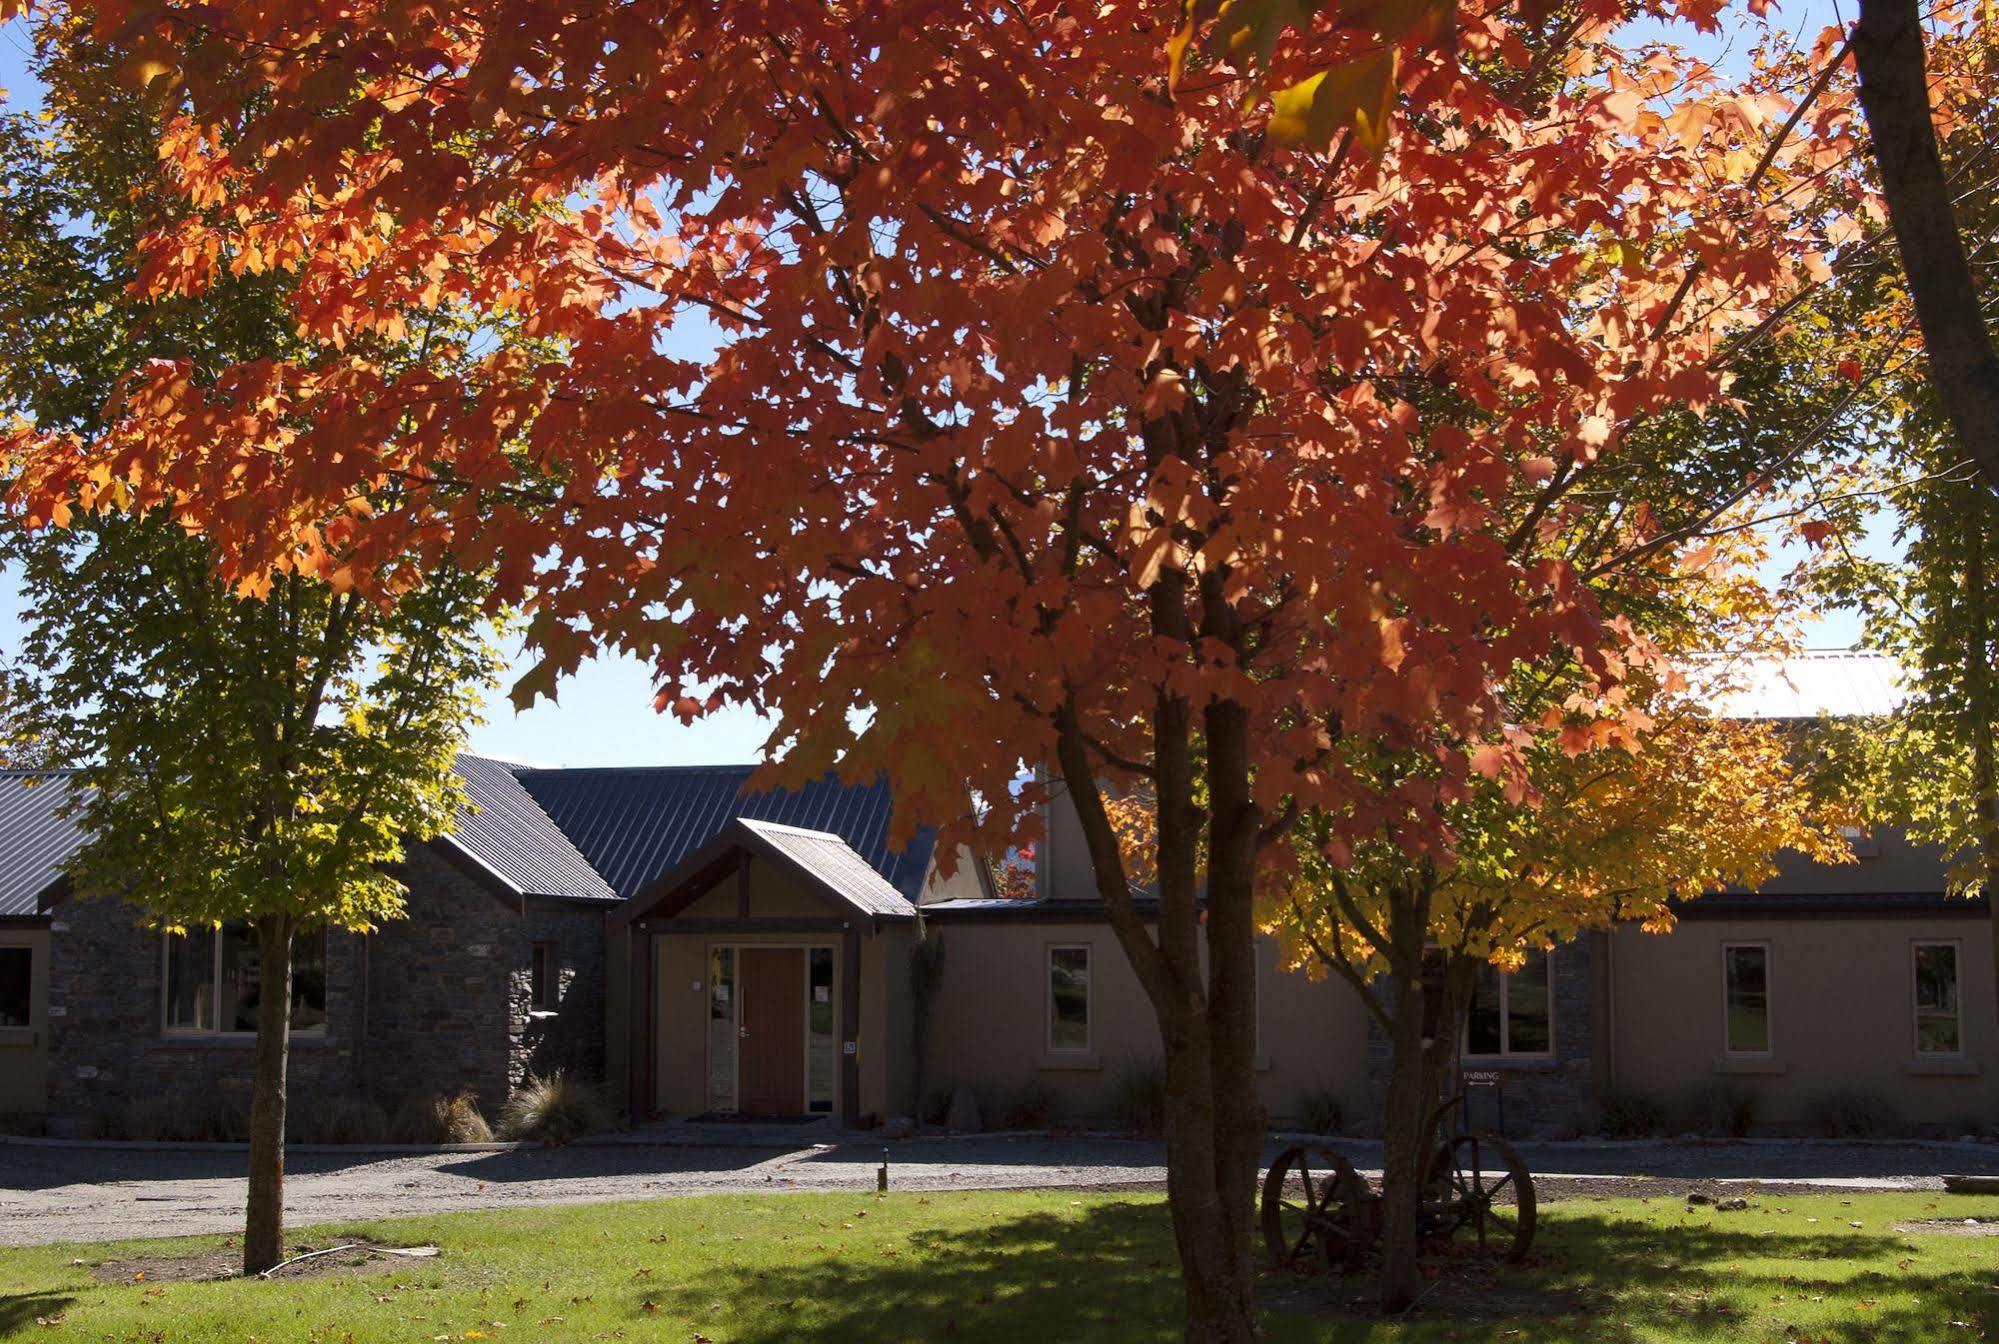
[704,943,837,1117]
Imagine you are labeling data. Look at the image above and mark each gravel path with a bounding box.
[2,1135,1993,1248]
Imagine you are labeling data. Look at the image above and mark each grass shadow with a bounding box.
[0,1292,76,1334]
[651,1198,1998,1343]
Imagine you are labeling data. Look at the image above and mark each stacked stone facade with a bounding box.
[41,841,611,1134]
[1361,934,1603,1140]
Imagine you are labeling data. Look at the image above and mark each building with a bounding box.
[1,652,1993,1139]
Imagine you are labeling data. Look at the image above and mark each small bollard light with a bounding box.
[878,1149,889,1193]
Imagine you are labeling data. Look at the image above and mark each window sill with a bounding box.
[1460,1056,1559,1072]
[1712,1055,1786,1075]
[525,1009,561,1022]
[1904,1056,1980,1077]
[1037,1052,1102,1072]
[155,1033,338,1049]
[0,1027,36,1048]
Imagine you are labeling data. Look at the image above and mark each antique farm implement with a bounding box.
[1260,1093,1537,1273]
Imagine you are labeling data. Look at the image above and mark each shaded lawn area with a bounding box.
[1,1189,1995,1342]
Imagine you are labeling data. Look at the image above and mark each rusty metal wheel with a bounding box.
[1422,1134,1536,1261]
[1261,1144,1368,1272]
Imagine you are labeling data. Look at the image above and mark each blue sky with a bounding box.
[0,4,1865,767]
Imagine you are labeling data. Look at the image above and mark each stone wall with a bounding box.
[1361,936,1600,1141]
[39,842,616,1132]
[360,844,517,1113]
[43,893,365,1135]
[504,901,610,1088]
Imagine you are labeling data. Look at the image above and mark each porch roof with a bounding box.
[615,816,920,929]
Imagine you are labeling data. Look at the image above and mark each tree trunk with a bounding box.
[243,913,295,1276]
[1377,975,1430,1312]
[1852,0,1999,497]
[1959,501,1999,1024]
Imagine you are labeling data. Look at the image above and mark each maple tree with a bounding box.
[4,0,1874,1332]
[0,26,501,1275]
[1266,664,1852,1303]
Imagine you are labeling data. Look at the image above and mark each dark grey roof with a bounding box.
[736,819,918,920]
[0,770,83,917]
[514,764,935,902]
[447,756,619,902]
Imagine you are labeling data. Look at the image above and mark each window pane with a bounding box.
[0,947,29,1027]
[531,943,554,1010]
[219,922,260,1033]
[1917,1013,1961,1055]
[808,947,835,1113]
[1050,947,1089,1051]
[1506,949,1552,1055]
[1466,962,1503,1056]
[164,929,215,1031]
[1725,945,1769,1053]
[292,933,327,1032]
[707,947,736,1113]
[1914,944,1958,1012]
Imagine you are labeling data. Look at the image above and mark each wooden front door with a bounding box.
[736,947,806,1115]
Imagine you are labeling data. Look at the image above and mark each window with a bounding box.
[0,947,29,1028]
[705,946,736,1114]
[808,946,836,1113]
[530,943,558,1011]
[1464,948,1554,1058]
[1723,942,1771,1055]
[1913,941,1962,1056]
[163,924,326,1035]
[1048,945,1090,1052]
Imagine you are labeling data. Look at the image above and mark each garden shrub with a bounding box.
[310,1097,391,1145]
[122,1092,249,1143]
[497,1072,613,1144]
[1109,1058,1167,1137]
[1293,1086,1346,1136]
[391,1087,494,1144]
[1811,1088,1901,1139]
[1682,1084,1760,1138]
[1596,1086,1669,1138]
[999,1079,1054,1131]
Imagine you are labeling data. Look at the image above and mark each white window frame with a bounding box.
[1720,940,1773,1058]
[1911,938,1964,1057]
[1460,947,1557,1061]
[1046,943,1092,1054]
[160,926,327,1038]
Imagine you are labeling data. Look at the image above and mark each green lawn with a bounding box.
[1,1188,1994,1342]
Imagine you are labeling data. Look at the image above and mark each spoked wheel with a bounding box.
[1422,1134,1536,1261]
[1260,1144,1368,1272]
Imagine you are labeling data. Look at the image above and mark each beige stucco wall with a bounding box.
[1609,916,1999,1131]
[0,925,48,1120]
[921,920,1371,1126]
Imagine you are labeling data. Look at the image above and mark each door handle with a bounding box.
[739,1027,750,1039]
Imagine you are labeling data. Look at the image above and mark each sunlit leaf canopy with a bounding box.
[4,0,1876,880]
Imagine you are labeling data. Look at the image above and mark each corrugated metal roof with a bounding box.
[515,764,935,901]
[1686,650,1905,720]
[736,819,918,920]
[0,770,82,917]
[449,756,619,902]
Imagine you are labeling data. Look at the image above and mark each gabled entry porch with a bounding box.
[606,818,921,1127]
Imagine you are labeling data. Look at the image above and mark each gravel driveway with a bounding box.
[2,1134,1993,1248]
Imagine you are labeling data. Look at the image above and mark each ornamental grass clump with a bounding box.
[392,1088,494,1145]
[497,1072,613,1144]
